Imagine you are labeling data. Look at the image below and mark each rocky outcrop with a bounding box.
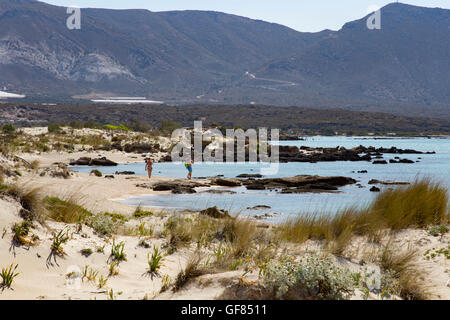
[368,179,410,185]
[69,157,118,166]
[200,206,229,219]
[211,175,356,193]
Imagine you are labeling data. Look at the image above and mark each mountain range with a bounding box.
[0,0,449,118]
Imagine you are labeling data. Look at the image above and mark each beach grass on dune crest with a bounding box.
[278,178,449,245]
[44,196,92,224]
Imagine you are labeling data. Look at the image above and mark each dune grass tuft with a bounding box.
[45,196,92,224]
[278,178,449,246]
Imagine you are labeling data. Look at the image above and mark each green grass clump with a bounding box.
[103,212,128,222]
[90,169,102,177]
[0,264,20,289]
[110,240,127,262]
[51,229,69,256]
[134,210,154,218]
[147,245,164,274]
[45,197,92,224]
[103,124,131,132]
[428,225,449,237]
[80,248,93,257]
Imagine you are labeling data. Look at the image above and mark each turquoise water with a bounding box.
[71,137,450,222]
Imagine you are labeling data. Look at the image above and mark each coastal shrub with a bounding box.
[0,264,20,289]
[80,248,93,257]
[1,124,16,134]
[103,124,130,132]
[159,120,181,135]
[134,208,154,218]
[428,225,449,237]
[48,123,62,133]
[88,213,119,236]
[44,196,92,224]
[262,254,355,300]
[68,121,83,129]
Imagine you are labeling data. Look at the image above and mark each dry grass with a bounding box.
[173,252,204,292]
[380,241,428,300]
[278,179,449,248]
[3,183,46,223]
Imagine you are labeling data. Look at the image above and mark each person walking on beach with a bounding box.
[185,158,194,180]
[145,158,153,179]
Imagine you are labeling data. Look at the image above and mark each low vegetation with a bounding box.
[278,179,449,246]
[147,245,164,274]
[0,264,20,289]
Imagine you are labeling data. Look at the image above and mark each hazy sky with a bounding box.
[41,0,449,32]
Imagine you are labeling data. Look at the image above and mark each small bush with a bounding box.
[1,124,16,134]
[428,225,449,237]
[48,123,62,133]
[80,248,93,257]
[88,213,118,236]
[262,254,355,300]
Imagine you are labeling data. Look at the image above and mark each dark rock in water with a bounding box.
[242,175,356,193]
[370,186,381,192]
[368,179,410,185]
[171,186,197,194]
[254,212,279,220]
[152,180,207,194]
[202,189,237,194]
[69,157,91,166]
[390,158,413,164]
[358,170,368,173]
[200,206,229,219]
[70,157,117,166]
[90,157,118,166]
[279,145,300,153]
[115,171,135,175]
[237,174,263,178]
[372,160,388,164]
[246,184,266,190]
[213,178,242,187]
[247,205,272,210]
